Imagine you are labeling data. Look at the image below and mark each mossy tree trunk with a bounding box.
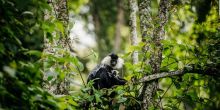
[43,0,72,95]
[138,0,171,109]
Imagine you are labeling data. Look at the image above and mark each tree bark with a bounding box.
[43,0,71,95]
[138,0,171,109]
[138,64,220,83]
[138,0,155,109]
[139,0,153,43]
[129,0,139,64]
[54,0,70,95]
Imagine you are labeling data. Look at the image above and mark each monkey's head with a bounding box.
[101,53,124,69]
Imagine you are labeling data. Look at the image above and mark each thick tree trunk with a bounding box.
[129,0,139,64]
[138,0,171,109]
[139,0,153,43]
[54,0,70,95]
[43,0,71,95]
[138,0,155,109]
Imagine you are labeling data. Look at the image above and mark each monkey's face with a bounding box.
[110,58,117,67]
[101,53,124,69]
[109,53,118,67]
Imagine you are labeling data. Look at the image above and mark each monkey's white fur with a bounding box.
[101,56,124,69]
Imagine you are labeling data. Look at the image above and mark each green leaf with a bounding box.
[95,93,102,103]
[77,61,84,72]
[47,76,53,81]
[55,21,64,36]
[117,97,127,103]
[46,32,53,42]
[24,50,42,57]
[22,11,34,16]
[3,66,16,77]
[130,92,135,97]
[0,43,5,54]
[59,72,65,80]
[72,57,84,72]
[68,99,79,107]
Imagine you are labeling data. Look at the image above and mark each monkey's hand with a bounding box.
[112,70,119,76]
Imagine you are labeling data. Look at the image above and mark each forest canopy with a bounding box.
[0,0,219,109]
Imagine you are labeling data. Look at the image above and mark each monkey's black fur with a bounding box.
[83,54,127,109]
[87,64,126,89]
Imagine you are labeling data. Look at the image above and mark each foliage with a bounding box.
[161,2,220,109]
[0,0,78,109]
[0,0,219,109]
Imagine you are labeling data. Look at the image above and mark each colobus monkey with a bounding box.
[87,53,127,89]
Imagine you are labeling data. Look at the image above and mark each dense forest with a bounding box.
[0,0,219,109]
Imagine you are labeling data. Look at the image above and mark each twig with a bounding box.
[156,82,173,107]
[73,57,86,86]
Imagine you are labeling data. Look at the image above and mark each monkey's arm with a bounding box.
[110,73,127,85]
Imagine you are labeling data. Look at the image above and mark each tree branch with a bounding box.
[138,70,183,83]
[138,65,220,83]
